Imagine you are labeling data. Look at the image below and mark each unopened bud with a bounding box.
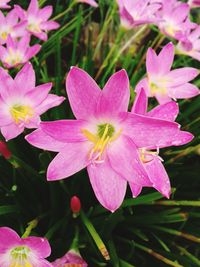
[0,141,11,159]
[70,196,81,215]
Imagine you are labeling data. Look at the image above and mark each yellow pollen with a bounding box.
[140,148,159,163]
[1,31,8,40]
[27,22,41,33]
[10,105,34,124]
[9,261,33,267]
[82,123,122,161]
[5,49,24,66]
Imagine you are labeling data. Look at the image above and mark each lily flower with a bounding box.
[0,63,65,141]
[0,0,11,9]
[26,67,193,212]
[0,9,26,45]
[52,249,87,267]
[0,227,52,267]
[188,0,200,8]
[136,42,199,104]
[156,0,196,40]
[176,26,200,62]
[130,88,181,198]
[0,34,41,68]
[77,0,98,7]
[14,0,59,41]
[117,0,161,29]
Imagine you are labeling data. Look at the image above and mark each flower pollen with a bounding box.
[10,104,34,124]
[9,246,32,267]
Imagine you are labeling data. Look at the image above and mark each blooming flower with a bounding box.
[76,0,98,7]
[130,88,181,198]
[136,42,199,104]
[0,63,65,141]
[14,0,59,41]
[52,249,87,267]
[0,0,11,9]
[156,0,196,40]
[26,67,192,212]
[176,26,200,62]
[117,0,161,29]
[0,9,26,45]
[188,0,200,8]
[0,34,41,68]
[0,227,52,267]
[0,140,11,159]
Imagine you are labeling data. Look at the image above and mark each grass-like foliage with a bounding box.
[0,0,200,266]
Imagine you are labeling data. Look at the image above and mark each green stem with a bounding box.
[52,1,76,21]
[21,219,38,238]
[80,210,110,260]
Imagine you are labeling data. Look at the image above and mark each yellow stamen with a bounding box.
[140,148,159,163]
[1,32,8,40]
[10,105,34,124]
[10,261,33,267]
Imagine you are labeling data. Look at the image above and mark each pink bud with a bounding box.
[70,196,81,213]
[0,141,11,159]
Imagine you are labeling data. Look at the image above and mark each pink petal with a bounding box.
[6,35,15,50]
[131,88,147,115]
[172,3,189,23]
[157,43,174,74]
[40,120,87,142]
[155,93,172,105]
[66,67,101,119]
[36,94,65,114]
[148,101,179,121]
[0,97,12,126]
[25,129,66,152]
[165,68,199,87]
[14,63,36,93]
[18,34,31,50]
[144,157,171,198]
[129,183,143,198]
[25,115,40,129]
[146,48,159,75]
[0,227,20,253]
[47,142,90,181]
[25,83,52,107]
[98,69,130,115]
[87,158,127,212]
[0,46,7,61]
[22,236,51,258]
[40,21,60,31]
[1,123,24,141]
[168,83,199,99]
[121,112,191,149]
[38,6,53,21]
[0,67,15,102]
[32,31,48,41]
[107,135,151,186]
[7,9,18,25]
[78,0,98,7]
[28,0,39,15]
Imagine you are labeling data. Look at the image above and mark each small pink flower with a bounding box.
[130,88,182,198]
[117,0,161,29]
[0,63,65,141]
[0,9,26,45]
[156,0,196,40]
[71,196,81,214]
[188,0,200,8]
[0,227,52,267]
[176,26,200,62]
[136,42,199,104]
[0,0,11,9]
[26,67,192,212]
[76,0,98,7]
[0,34,41,68]
[14,0,59,41]
[52,249,87,267]
[0,140,11,159]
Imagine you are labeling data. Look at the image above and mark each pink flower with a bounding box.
[0,227,52,267]
[71,195,81,214]
[14,0,59,41]
[0,34,41,68]
[116,0,161,29]
[0,63,65,141]
[176,26,200,62]
[0,0,11,9]
[76,0,98,7]
[26,67,192,212]
[156,0,196,40]
[136,42,199,104]
[52,249,87,267]
[0,9,26,45]
[188,0,200,8]
[130,88,181,198]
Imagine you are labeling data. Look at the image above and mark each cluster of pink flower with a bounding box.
[0,0,59,68]
[117,0,200,61]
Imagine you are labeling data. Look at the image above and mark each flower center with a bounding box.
[9,246,32,267]
[1,31,8,40]
[10,104,34,124]
[82,123,122,162]
[27,18,41,33]
[5,49,24,66]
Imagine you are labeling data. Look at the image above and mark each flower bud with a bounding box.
[0,141,11,159]
[70,196,81,214]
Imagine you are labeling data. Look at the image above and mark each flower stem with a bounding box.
[21,219,38,238]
